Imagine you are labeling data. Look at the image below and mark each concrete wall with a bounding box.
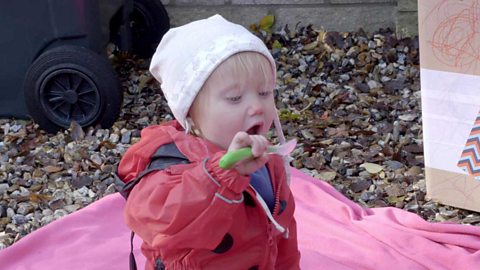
[397,0,418,37]
[160,0,418,36]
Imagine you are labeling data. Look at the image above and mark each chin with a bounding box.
[216,140,231,150]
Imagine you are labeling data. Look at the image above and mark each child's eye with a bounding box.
[259,91,272,97]
[227,96,242,102]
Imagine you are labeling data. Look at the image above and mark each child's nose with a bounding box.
[248,97,263,116]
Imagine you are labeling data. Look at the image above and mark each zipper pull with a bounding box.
[267,225,274,246]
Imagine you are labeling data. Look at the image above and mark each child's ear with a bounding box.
[186,117,202,136]
[186,116,195,127]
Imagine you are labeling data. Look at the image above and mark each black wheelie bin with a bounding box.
[0,0,169,133]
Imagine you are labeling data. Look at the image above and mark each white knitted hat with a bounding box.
[149,14,277,130]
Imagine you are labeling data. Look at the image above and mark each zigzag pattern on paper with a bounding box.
[458,116,480,180]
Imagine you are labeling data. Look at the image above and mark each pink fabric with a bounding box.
[292,169,480,270]
[1,168,480,269]
[0,193,145,269]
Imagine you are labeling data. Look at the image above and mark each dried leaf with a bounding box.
[4,130,26,144]
[319,171,336,181]
[29,193,52,203]
[324,31,345,48]
[272,40,283,49]
[301,129,315,141]
[398,114,417,121]
[69,121,85,142]
[350,179,371,193]
[303,41,318,51]
[405,166,422,176]
[383,79,406,93]
[326,126,349,137]
[360,163,384,174]
[302,156,323,171]
[403,144,423,154]
[387,195,406,204]
[384,160,404,170]
[137,74,153,93]
[385,184,406,197]
[259,15,275,32]
[99,140,116,150]
[43,165,63,173]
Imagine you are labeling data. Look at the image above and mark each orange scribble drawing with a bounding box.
[426,0,480,72]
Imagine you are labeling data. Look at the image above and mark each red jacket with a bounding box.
[118,121,300,270]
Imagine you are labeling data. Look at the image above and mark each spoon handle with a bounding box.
[219,148,253,169]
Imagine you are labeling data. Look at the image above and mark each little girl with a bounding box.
[117,14,300,270]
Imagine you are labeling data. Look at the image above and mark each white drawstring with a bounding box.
[273,108,285,145]
[184,120,192,134]
[273,108,292,185]
[250,185,286,233]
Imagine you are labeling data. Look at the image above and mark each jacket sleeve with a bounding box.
[124,151,250,252]
[275,218,301,270]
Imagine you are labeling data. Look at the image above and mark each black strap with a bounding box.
[115,143,190,199]
[129,231,137,270]
[117,143,190,270]
[155,258,166,270]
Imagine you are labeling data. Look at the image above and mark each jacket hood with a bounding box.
[117,120,223,182]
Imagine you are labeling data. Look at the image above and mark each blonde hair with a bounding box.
[202,52,275,95]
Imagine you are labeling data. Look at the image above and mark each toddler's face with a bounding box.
[189,54,275,150]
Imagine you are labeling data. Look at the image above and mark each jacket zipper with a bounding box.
[249,162,287,269]
[267,161,284,217]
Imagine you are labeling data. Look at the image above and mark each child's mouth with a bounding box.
[246,124,260,135]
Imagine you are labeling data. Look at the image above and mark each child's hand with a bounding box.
[227,131,269,175]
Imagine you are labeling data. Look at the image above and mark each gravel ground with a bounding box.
[1,24,480,249]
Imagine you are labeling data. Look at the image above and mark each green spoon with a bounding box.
[219,139,297,169]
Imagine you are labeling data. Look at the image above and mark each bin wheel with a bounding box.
[23,45,123,133]
[110,0,170,58]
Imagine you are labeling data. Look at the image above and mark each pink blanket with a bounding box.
[1,168,480,269]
